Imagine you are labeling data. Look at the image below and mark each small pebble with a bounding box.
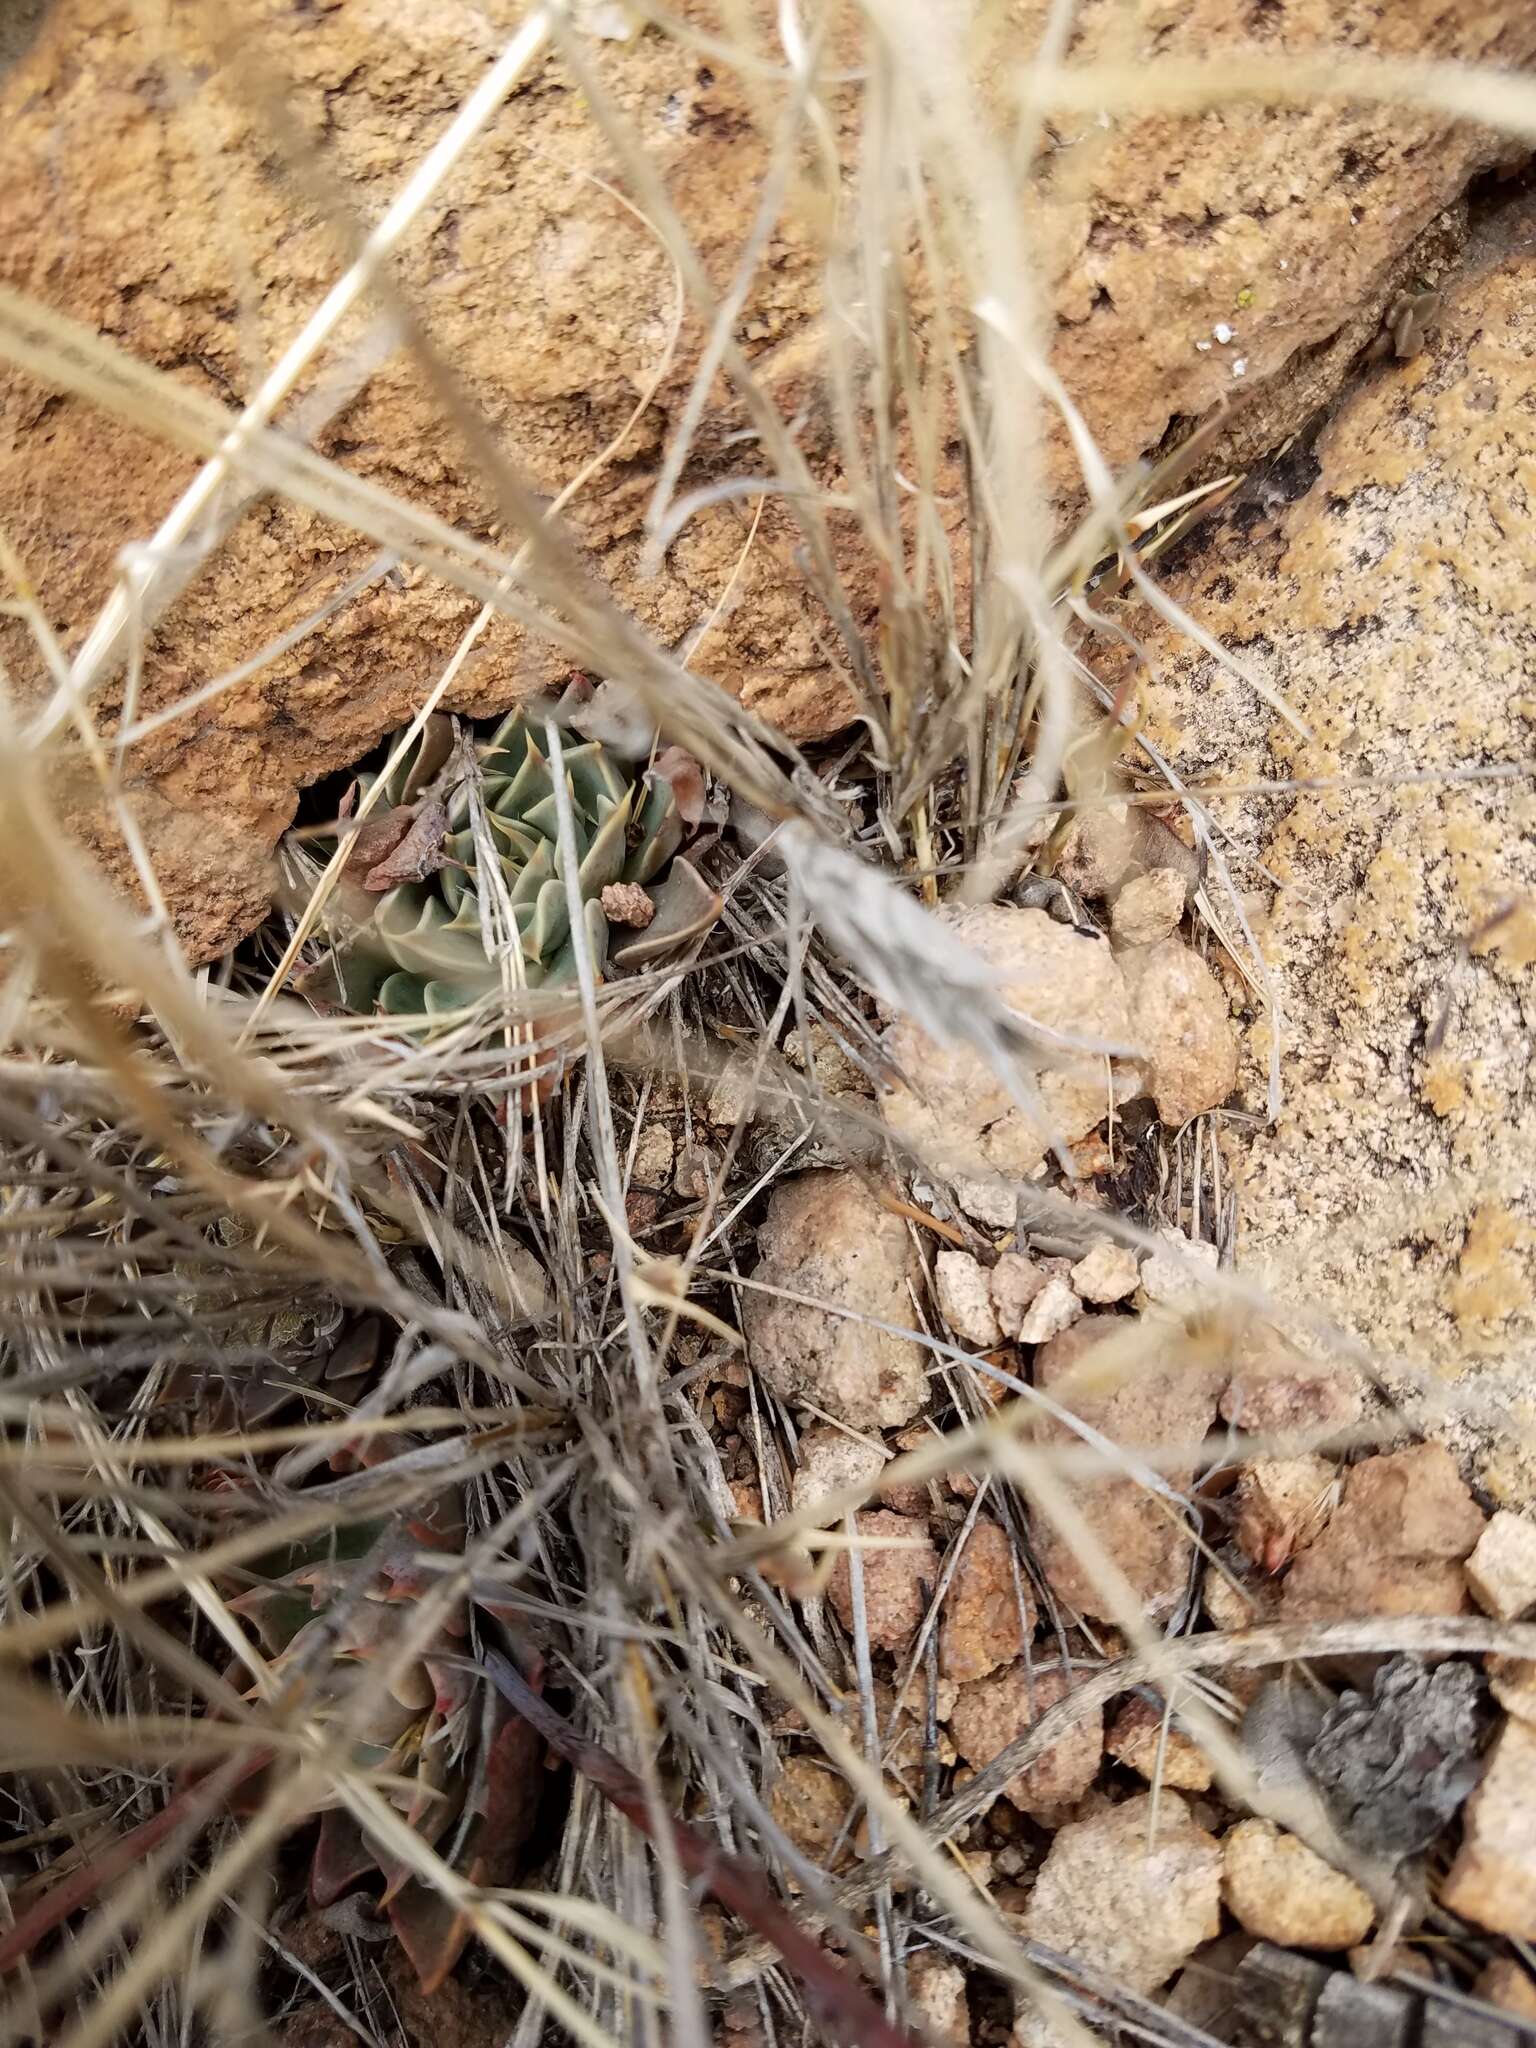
[1107,1694,1213,1790]
[990,1252,1048,1338]
[1440,1719,1536,1937]
[1138,1230,1219,1309]
[599,880,655,928]
[791,1424,886,1517]
[1222,1818,1373,1950]
[630,1123,675,1188]
[935,1248,1003,1351]
[1111,866,1185,948]
[1017,1272,1083,1345]
[1070,1240,1140,1304]
[1465,1510,1536,1623]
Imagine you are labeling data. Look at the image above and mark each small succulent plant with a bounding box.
[320,706,715,1021]
[226,1460,542,1993]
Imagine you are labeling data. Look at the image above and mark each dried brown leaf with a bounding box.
[654,744,708,826]
[361,795,450,892]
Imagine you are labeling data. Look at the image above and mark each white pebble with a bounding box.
[1212,322,1234,344]
[1017,1273,1083,1345]
[934,1248,1003,1352]
[1070,1241,1140,1305]
[1138,1230,1219,1309]
[1231,358,1247,378]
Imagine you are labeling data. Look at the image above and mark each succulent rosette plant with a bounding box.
[316,706,717,1023]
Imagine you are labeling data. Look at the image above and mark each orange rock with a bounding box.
[1106,1693,1214,1792]
[938,1520,1033,1684]
[827,1510,938,1655]
[947,1661,1102,1816]
[1440,1720,1536,1937]
[768,1756,852,1872]
[1282,1443,1484,1623]
[1233,1455,1337,1573]
[1222,1819,1373,1951]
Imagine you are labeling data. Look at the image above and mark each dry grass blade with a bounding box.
[5,4,1536,2044]
[473,1648,926,2048]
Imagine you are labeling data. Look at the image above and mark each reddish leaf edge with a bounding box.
[0,1748,271,1974]
[468,1650,924,2048]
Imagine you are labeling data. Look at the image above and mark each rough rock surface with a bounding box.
[1030,1315,1225,1621]
[906,1956,969,2048]
[1055,805,1142,901]
[1475,1958,1536,2021]
[789,1424,887,1519]
[769,1755,852,1869]
[882,906,1135,1199]
[1121,940,1240,1127]
[938,1520,1033,1684]
[1466,1510,1536,1622]
[1440,1718,1536,1937]
[933,1249,1003,1352]
[1281,1443,1486,1622]
[1488,1654,1536,1727]
[1069,1240,1139,1305]
[1138,1230,1220,1312]
[947,1662,1103,1816]
[1222,1818,1374,1950]
[1099,192,1536,1494]
[743,1173,927,1431]
[1219,1323,1366,1439]
[1016,1273,1083,1346]
[1234,1454,1337,1571]
[6,3,1532,956]
[826,1510,938,1653]
[990,1253,1048,1338]
[1111,868,1187,949]
[1017,1792,1222,1996]
[1106,1694,1214,1791]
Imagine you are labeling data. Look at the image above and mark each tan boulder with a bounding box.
[1098,195,1536,1486]
[826,1510,938,1654]
[1017,1793,1221,1996]
[1120,940,1239,1127]
[7,3,1528,956]
[1281,1443,1485,1622]
[938,1520,1034,1684]
[743,1172,927,1431]
[881,906,1135,1199]
[1222,1818,1374,1951]
[1440,1719,1536,1937]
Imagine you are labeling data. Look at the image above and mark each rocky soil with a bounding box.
[5,3,1536,2045]
[4,0,1535,957]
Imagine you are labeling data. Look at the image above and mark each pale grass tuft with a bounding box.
[2,7,1535,2046]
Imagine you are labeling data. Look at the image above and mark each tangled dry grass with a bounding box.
[3,6,1536,2048]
